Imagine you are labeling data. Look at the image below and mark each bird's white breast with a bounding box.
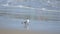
[27,19,29,23]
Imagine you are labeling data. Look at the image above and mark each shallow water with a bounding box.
[0,16,60,32]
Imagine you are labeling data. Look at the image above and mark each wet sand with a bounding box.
[0,13,60,34]
[0,29,60,34]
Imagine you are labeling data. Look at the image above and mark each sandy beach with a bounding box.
[0,29,60,34]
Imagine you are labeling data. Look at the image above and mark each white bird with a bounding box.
[22,18,30,30]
